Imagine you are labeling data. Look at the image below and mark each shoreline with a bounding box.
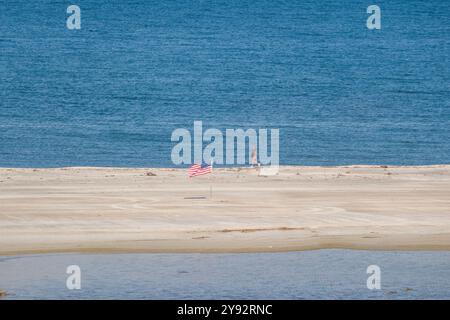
[2,234,450,257]
[1,165,450,256]
[1,163,450,169]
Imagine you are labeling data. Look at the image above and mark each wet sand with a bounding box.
[1,165,450,255]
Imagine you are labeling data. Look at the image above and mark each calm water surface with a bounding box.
[1,250,449,299]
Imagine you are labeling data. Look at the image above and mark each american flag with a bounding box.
[188,163,212,177]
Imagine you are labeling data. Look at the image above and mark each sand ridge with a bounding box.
[1,165,450,255]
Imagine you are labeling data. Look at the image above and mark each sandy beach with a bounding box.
[1,165,450,255]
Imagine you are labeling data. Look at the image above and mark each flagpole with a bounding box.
[210,157,214,199]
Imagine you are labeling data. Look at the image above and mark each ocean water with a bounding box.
[0,250,449,299]
[0,0,449,167]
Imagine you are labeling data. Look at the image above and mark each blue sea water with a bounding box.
[1,250,449,299]
[0,0,449,167]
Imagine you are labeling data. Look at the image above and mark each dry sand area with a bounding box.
[1,165,450,255]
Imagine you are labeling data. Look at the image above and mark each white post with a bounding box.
[210,157,214,199]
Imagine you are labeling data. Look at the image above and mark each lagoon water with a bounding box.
[0,250,449,299]
[0,0,449,167]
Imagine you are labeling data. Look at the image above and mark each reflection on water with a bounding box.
[0,250,449,299]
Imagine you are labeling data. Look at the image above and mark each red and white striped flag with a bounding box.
[188,163,212,177]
